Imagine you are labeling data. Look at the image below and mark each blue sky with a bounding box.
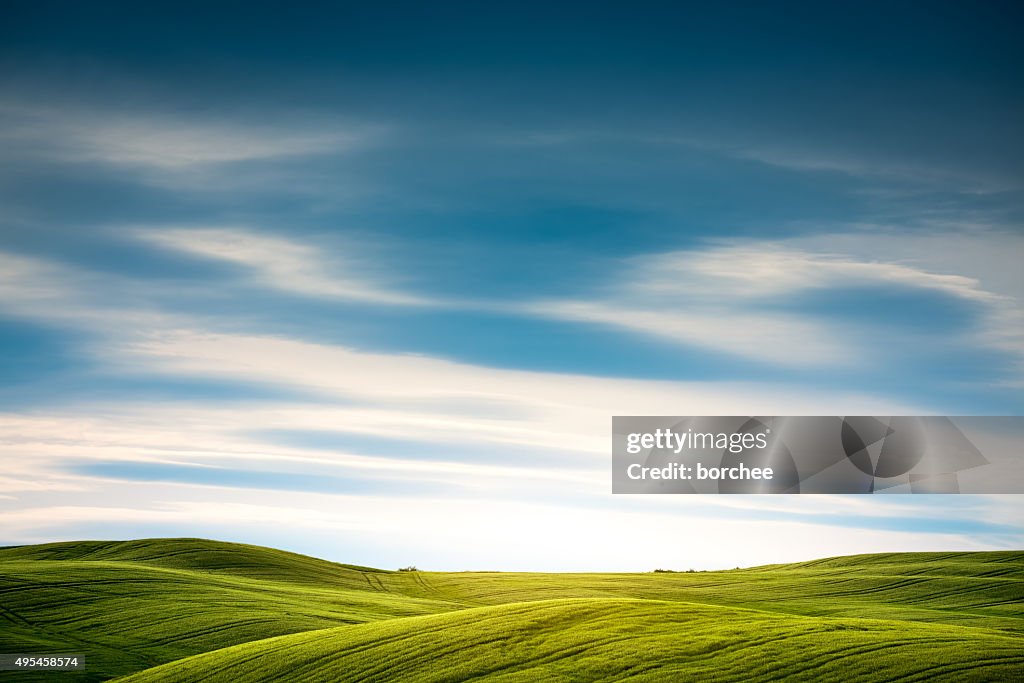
[0,1,1022,570]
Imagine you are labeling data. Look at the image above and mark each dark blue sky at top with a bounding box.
[4,0,1022,226]
[4,1,1021,76]
[4,1,1022,147]
[0,0,1022,416]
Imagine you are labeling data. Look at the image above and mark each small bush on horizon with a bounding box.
[398,566,419,572]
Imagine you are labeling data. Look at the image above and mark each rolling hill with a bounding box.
[118,599,1024,683]
[0,539,1020,681]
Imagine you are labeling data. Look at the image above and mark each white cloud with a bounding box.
[135,227,430,305]
[527,300,843,366]
[527,233,1023,372]
[633,244,1002,302]
[0,100,371,170]
[785,230,1024,380]
[0,250,190,330]
[728,145,1017,193]
[653,133,1020,195]
[111,328,912,454]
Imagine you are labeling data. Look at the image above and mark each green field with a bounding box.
[0,539,1021,681]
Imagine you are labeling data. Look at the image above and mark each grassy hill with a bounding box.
[0,539,1021,681]
[118,599,1024,683]
[0,539,461,681]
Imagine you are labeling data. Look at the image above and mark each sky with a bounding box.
[0,1,1022,571]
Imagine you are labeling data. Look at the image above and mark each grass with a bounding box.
[119,600,1024,683]
[0,539,1021,681]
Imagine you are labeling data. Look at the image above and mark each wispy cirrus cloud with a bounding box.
[787,229,1024,373]
[628,243,1005,302]
[717,144,1021,194]
[133,227,431,306]
[481,125,1023,195]
[525,300,844,366]
[0,99,374,170]
[526,231,1024,375]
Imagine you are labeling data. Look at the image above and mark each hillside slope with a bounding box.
[0,540,461,681]
[416,550,1024,633]
[116,599,1024,683]
[1,539,1021,681]
[0,538,388,584]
